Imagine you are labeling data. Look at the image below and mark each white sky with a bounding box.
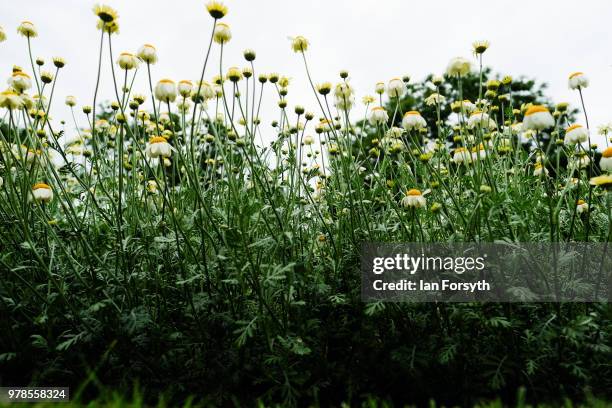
[2,0,612,144]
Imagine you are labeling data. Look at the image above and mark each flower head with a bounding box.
[40,71,54,84]
[278,75,291,88]
[452,147,472,165]
[362,95,375,105]
[523,105,554,131]
[243,49,256,61]
[65,95,77,107]
[401,189,426,208]
[291,36,309,53]
[451,99,475,114]
[374,82,385,95]
[431,75,444,86]
[471,143,488,161]
[133,94,146,106]
[146,136,172,158]
[117,52,139,70]
[0,26,6,42]
[213,22,231,44]
[0,90,24,110]
[191,81,214,102]
[472,40,490,55]
[468,110,492,129]
[177,80,193,98]
[97,20,119,34]
[589,174,612,187]
[425,93,446,106]
[568,72,589,90]
[316,82,332,96]
[227,66,243,82]
[8,71,32,92]
[446,57,471,77]
[316,119,334,133]
[533,162,549,177]
[564,124,589,145]
[267,73,279,84]
[576,199,589,214]
[368,107,389,126]
[17,21,37,38]
[486,79,500,91]
[53,57,65,68]
[93,4,118,23]
[569,153,591,170]
[155,79,177,103]
[137,44,158,64]
[206,1,228,19]
[599,147,612,172]
[401,111,426,131]
[387,78,405,98]
[334,82,354,110]
[31,183,53,203]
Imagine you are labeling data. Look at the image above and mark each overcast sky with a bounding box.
[2,0,611,144]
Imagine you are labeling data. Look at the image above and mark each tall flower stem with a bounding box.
[146,62,162,136]
[577,86,594,241]
[26,36,42,97]
[478,54,483,101]
[107,34,129,278]
[90,29,106,191]
[189,20,217,143]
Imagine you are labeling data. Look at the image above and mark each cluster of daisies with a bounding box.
[0,1,610,221]
[283,35,610,212]
[347,50,612,210]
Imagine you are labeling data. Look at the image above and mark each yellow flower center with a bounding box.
[569,72,583,79]
[32,183,50,190]
[471,143,486,152]
[565,124,582,133]
[524,105,549,116]
[602,147,612,158]
[404,111,420,116]
[159,79,174,84]
[149,136,166,144]
[589,175,612,186]
[406,189,422,196]
[577,199,586,205]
